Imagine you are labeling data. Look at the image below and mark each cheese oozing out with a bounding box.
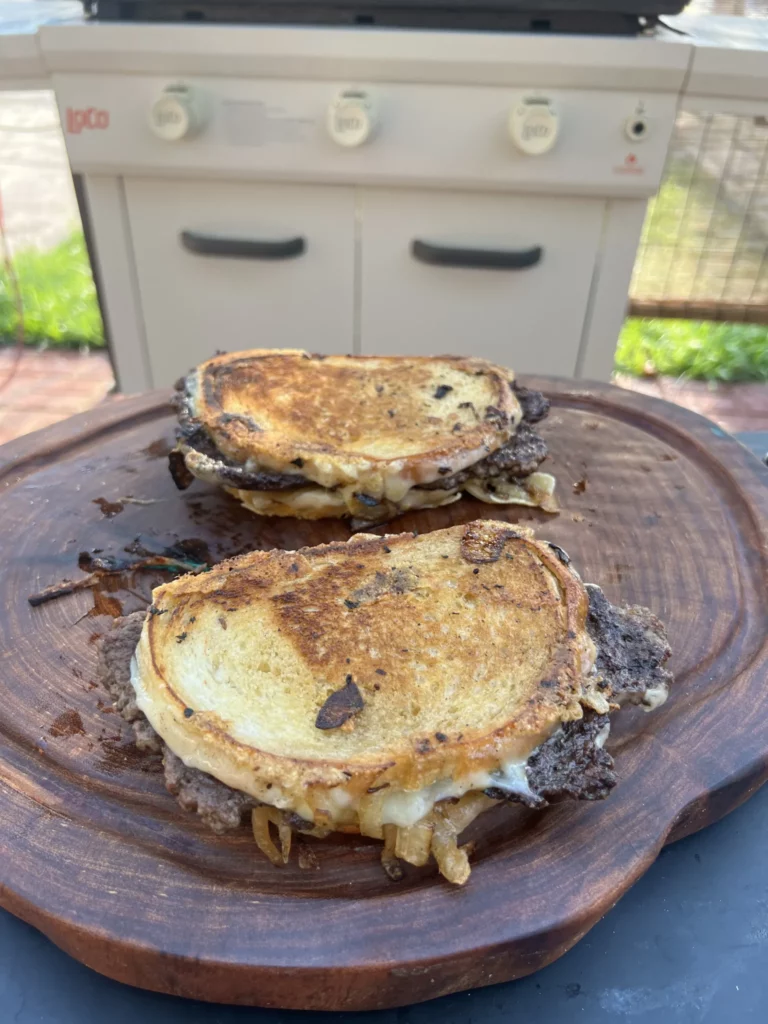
[642,683,669,711]
[225,471,557,521]
[375,761,535,828]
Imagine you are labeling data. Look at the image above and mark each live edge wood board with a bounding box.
[0,378,766,1011]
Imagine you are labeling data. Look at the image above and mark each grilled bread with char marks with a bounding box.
[124,521,671,883]
[170,350,556,522]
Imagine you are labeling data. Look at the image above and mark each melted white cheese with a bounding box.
[463,471,557,510]
[595,722,611,748]
[378,761,535,828]
[642,683,669,711]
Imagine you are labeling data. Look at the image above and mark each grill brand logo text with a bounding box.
[66,107,110,134]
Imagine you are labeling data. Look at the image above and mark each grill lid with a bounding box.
[84,0,687,34]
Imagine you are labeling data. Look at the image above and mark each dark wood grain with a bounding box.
[0,379,766,1011]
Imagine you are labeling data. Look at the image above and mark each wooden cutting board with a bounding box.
[0,378,766,1012]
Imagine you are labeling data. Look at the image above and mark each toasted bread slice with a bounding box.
[177,350,523,499]
[133,522,611,841]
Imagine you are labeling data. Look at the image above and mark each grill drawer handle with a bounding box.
[180,231,306,260]
[411,239,542,270]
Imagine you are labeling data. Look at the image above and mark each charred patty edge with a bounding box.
[585,583,673,709]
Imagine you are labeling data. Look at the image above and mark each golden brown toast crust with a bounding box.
[136,522,604,821]
[186,350,523,490]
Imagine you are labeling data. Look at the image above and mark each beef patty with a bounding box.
[419,422,548,491]
[98,585,670,835]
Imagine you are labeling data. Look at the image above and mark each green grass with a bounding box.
[0,231,104,348]
[617,318,768,382]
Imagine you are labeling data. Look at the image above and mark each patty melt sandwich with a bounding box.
[168,350,556,524]
[99,521,671,885]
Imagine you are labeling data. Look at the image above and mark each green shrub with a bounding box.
[0,231,104,347]
[616,318,768,382]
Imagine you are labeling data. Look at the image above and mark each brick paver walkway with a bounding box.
[615,373,768,435]
[0,348,114,446]
[0,349,765,449]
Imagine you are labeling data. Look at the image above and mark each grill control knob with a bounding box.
[625,115,650,142]
[149,85,205,141]
[509,97,559,156]
[327,89,377,148]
